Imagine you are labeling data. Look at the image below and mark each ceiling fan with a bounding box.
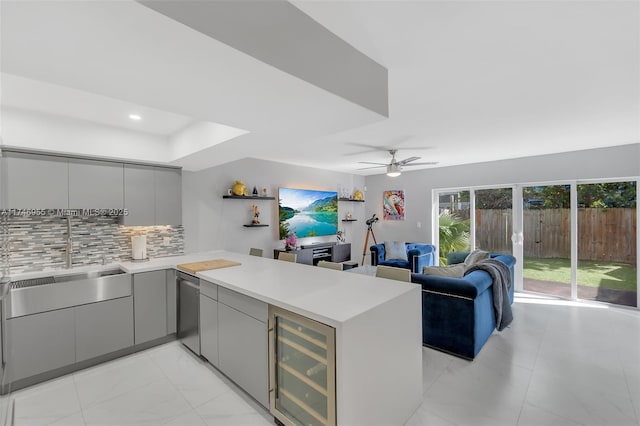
[358,149,438,177]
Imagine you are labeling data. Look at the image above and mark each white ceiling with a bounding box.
[2,74,195,137]
[1,0,638,174]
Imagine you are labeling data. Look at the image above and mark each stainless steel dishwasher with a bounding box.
[177,271,200,355]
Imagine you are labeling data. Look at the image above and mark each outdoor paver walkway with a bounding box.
[524,278,637,307]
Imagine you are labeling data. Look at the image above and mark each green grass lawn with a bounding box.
[524,258,637,291]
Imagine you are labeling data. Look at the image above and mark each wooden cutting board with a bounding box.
[177,259,241,274]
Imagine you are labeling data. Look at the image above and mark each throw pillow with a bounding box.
[463,249,490,267]
[384,241,407,261]
[422,264,465,278]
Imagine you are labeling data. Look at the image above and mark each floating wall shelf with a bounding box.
[223,195,275,200]
[243,224,269,228]
[338,198,364,202]
[341,219,358,222]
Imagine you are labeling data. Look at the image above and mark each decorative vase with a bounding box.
[232,180,247,196]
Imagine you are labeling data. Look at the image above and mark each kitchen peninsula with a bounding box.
[126,250,422,426]
[6,251,422,426]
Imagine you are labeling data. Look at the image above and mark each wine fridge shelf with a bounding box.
[279,322,327,350]
[280,388,328,425]
[277,336,327,364]
[278,362,328,397]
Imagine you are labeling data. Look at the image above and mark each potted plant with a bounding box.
[284,233,297,251]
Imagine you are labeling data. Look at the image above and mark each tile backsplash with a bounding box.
[5,215,184,274]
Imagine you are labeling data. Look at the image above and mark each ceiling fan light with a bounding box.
[386,164,401,177]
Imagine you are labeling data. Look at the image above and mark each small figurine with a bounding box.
[252,186,258,196]
[345,211,352,220]
[251,204,260,224]
[261,187,268,197]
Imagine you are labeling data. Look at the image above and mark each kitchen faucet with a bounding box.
[65,216,72,269]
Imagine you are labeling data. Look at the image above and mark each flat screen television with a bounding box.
[278,187,338,239]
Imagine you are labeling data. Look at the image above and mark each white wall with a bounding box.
[364,144,640,245]
[0,107,170,162]
[182,157,366,261]
[169,120,248,161]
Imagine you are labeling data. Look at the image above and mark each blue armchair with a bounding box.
[370,243,436,273]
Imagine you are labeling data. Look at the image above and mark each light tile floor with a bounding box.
[11,293,640,426]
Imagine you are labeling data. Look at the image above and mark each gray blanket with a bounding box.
[465,258,513,331]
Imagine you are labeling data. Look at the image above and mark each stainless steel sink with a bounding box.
[53,268,125,283]
[7,268,131,318]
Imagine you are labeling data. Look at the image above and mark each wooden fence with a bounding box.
[458,208,636,264]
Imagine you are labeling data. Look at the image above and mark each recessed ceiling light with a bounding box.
[129,114,142,121]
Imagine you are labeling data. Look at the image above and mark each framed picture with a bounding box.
[383,190,405,220]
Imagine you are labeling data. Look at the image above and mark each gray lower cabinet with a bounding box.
[3,151,69,209]
[217,288,269,408]
[133,270,168,344]
[199,294,219,367]
[68,158,124,209]
[6,308,76,382]
[75,297,134,362]
[122,164,155,226]
[166,269,177,334]
[155,167,182,225]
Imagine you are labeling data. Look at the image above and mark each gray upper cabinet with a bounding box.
[155,167,181,225]
[0,155,6,209]
[122,164,156,226]
[3,152,69,209]
[69,158,124,209]
[2,150,181,224]
[133,270,168,344]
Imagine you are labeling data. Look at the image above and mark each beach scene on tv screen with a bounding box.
[279,188,338,239]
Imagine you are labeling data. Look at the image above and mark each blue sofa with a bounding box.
[370,243,436,273]
[411,253,515,359]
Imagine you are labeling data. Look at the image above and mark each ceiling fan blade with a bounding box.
[358,161,388,166]
[357,165,386,170]
[393,146,434,151]
[398,156,421,165]
[346,142,391,150]
[344,142,394,156]
[403,161,439,166]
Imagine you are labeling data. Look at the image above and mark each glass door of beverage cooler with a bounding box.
[269,306,336,426]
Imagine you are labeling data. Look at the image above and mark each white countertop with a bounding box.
[196,251,418,327]
[118,250,226,273]
[7,250,418,327]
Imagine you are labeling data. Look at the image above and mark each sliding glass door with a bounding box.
[521,185,572,298]
[475,188,512,255]
[577,182,637,307]
[435,180,638,309]
[436,191,470,265]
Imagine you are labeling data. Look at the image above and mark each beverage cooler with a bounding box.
[269,306,336,426]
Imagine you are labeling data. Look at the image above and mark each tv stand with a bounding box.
[273,243,351,266]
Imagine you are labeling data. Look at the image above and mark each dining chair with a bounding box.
[278,252,297,263]
[375,265,411,282]
[317,260,344,271]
